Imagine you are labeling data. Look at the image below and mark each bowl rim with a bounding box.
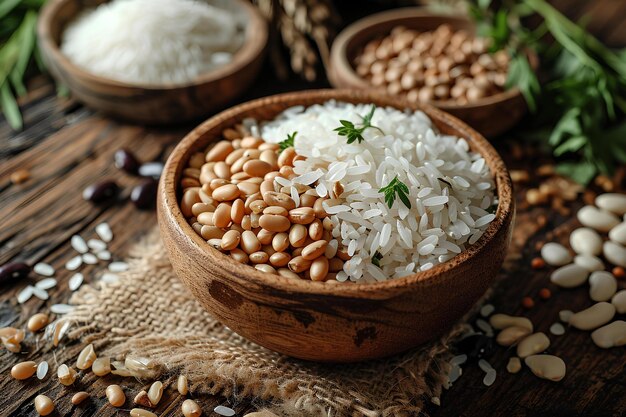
[329,7,534,109]
[37,0,268,91]
[159,89,513,297]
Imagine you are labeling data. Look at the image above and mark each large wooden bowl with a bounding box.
[37,0,267,125]
[158,89,514,362]
[328,8,537,138]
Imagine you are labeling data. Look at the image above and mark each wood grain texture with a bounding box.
[327,8,537,138]
[158,89,514,362]
[37,0,268,124]
[1,1,625,415]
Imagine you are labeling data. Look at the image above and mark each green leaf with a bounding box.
[278,131,297,153]
[379,176,411,209]
[371,251,383,267]
[9,10,37,96]
[555,161,596,185]
[0,82,22,130]
[553,135,587,156]
[0,0,22,20]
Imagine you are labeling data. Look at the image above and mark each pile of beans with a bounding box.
[353,24,510,104]
[179,126,346,282]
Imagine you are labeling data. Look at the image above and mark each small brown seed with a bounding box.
[310,256,330,281]
[288,207,316,225]
[221,230,241,251]
[259,214,291,233]
[147,381,163,406]
[131,409,158,417]
[213,203,232,228]
[10,169,30,184]
[212,184,240,202]
[241,231,261,254]
[263,192,296,210]
[11,361,37,380]
[302,240,328,261]
[230,248,249,263]
[244,160,273,177]
[249,251,270,264]
[309,220,323,241]
[181,189,201,217]
[230,199,245,224]
[34,395,54,416]
[299,193,317,207]
[277,148,296,168]
[177,375,189,395]
[289,224,308,247]
[76,343,97,370]
[255,264,277,274]
[71,391,89,405]
[206,141,234,162]
[27,313,49,332]
[269,252,291,267]
[288,256,312,273]
[506,357,522,374]
[256,228,274,245]
[313,198,328,218]
[106,384,126,407]
[272,233,289,252]
[182,399,203,417]
[329,257,344,272]
[92,357,111,376]
[134,390,153,408]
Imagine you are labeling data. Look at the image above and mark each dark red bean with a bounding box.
[114,148,139,174]
[131,178,158,209]
[83,180,120,203]
[0,262,30,284]
[138,162,163,179]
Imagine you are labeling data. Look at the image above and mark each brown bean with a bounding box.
[263,192,296,210]
[279,166,295,178]
[196,212,214,226]
[243,160,273,178]
[34,395,54,416]
[288,256,312,273]
[257,229,274,245]
[11,361,37,380]
[212,184,239,202]
[255,264,277,274]
[223,128,241,141]
[237,181,260,196]
[313,198,328,218]
[130,409,157,417]
[277,147,297,168]
[263,206,288,216]
[106,384,126,407]
[221,230,241,250]
[289,207,316,225]
[206,141,234,162]
[76,344,97,370]
[277,268,301,279]
[250,200,268,214]
[191,203,214,217]
[181,399,202,417]
[289,224,308,247]
[181,189,201,217]
[230,199,245,224]
[259,214,291,232]
[322,217,333,231]
[300,193,317,207]
[225,148,245,165]
[241,231,261,254]
[200,226,224,240]
[241,136,264,148]
[181,178,200,189]
[27,313,49,332]
[230,248,249,263]
[241,215,252,230]
[231,172,251,182]
[213,203,232,228]
[260,180,275,194]
[199,164,217,184]
[264,171,280,182]
[310,257,329,281]
[230,156,249,174]
[302,240,328,260]
[71,392,89,406]
[249,252,269,264]
[250,213,261,228]
[270,252,291,267]
[272,233,289,252]
[213,162,231,179]
[260,150,278,168]
[198,188,214,204]
[309,220,323,241]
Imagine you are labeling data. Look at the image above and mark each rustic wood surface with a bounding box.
[1,1,625,416]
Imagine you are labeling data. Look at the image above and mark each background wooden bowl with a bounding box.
[37,0,267,125]
[158,89,515,362]
[328,8,536,138]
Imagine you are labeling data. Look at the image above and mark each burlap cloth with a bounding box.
[65,229,476,417]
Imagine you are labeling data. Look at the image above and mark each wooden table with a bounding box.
[2,3,626,416]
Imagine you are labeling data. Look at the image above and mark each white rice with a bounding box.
[61,0,245,85]
[259,101,497,283]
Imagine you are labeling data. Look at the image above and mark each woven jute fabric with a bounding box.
[65,229,469,417]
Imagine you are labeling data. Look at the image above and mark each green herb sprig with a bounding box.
[379,175,411,209]
[0,0,47,130]
[334,105,385,144]
[278,131,297,153]
[468,0,626,184]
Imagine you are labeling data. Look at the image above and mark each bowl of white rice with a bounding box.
[158,89,514,362]
[37,0,267,124]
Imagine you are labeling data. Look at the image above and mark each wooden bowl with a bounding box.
[37,0,267,125]
[157,89,514,362]
[328,8,537,138]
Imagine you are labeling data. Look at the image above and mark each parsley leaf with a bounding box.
[371,251,383,267]
[379,176,412,209]
[278,131,297,153]
[334,105,385,144]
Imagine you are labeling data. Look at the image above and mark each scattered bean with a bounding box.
[106,384,126,407]
[569,302,616,330]
[541,242,572,266]
[595,193,626,215]
[577,205,620,232]
[0,262,30,284]
[589,271,618,302]
[496,326,531,347]
[591,320,626,348]
[76,343,97,370]
[506,357,521,374]
[524,354,566,381]
[72,391,90,405]
[131,409,158,417]
[83,180,119,203]
[58,364,77,385]
[138,162,164,179]
[131,178,158,209]
[147,381,163,406]
[182,399,203,417]
[92,357,111,376]
[603,241,626,267]
[516,332,550,358]
[612,290,626,314]
[10,169,30,184]
[34,395,54,416]
[11,361,37,380]
[570,227,603,256]
[550,264,589,288]
[489,314,533,332]
[114,148,139,174]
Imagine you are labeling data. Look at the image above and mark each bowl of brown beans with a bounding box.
[157,89,514,362]
[328,8,538,138]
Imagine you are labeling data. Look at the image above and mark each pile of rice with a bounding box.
[61,0,245,85]
[253,102,497,282]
